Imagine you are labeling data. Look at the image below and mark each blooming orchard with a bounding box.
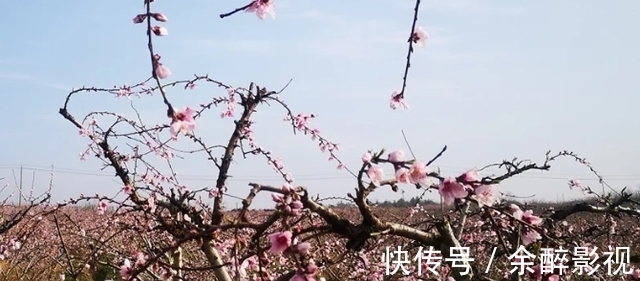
[0,1,636,281]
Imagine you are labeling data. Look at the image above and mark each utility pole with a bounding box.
[18,166,23,206]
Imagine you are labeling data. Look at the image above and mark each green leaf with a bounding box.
[533,242,541,260]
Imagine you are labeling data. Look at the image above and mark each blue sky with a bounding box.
[0,0,639,208]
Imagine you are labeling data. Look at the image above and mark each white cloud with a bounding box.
[0,72,30,80]
[0,73,72,91]
[41,83,72,91]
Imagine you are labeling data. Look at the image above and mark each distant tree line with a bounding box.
[327,189,640,210]
[331,196,437,208]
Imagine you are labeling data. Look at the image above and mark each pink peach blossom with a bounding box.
[120,259,132,279]
[367,164,384,186]
[390,91,409,110]
[521,229,541,246]
[395,168,411,184]
[412,26,429,47]
[521,210,543,226]
[474,185,497,207]
[438,177,467,205]
[97,200,108,215]
[458,169,479,184]
[408,161,429,186]
[268,231,292,255]
[170,107,196,138]
[508,204,522,214]
[246,0,275,20]
[209,188,219,198]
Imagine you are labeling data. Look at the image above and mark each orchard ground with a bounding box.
[0,198,638,281]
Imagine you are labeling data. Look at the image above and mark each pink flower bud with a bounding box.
[290,200,303,209]
[361,152,372,163]
[152,13,168,22]
[151,26,168,36]
[271,193,284,203]
[388,150,404,162]
[133,14,147,24]
[154,63,171,79]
